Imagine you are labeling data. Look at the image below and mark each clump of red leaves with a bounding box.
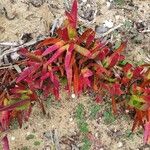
[0,0,150,149]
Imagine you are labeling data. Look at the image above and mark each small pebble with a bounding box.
[71,94,76,99]
[95,25,108,33]
[125,110,129,113]
[144,148,150,150]
[104,20,114,28]
[95,132,99,138]
[106,2,111,9]
[43,131,52,139]
[87,4,91,8]
[26,132,30,135]
[10,52,20,61]
[115,15,120,21]
[11,136,15,141]
[69,118,73,122]
[114,128,117,132]
[117,141,123,148]
[82,0,87,3]
[44,146,51,150]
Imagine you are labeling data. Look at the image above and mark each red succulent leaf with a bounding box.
[83,77,91,87]
[91,41,107,59]
[25,52,42,62]
[0,111,10,129]
[36,38,61,48]
[123,63,132,73]
[74,44,91,57]
[144,122,150,144]
[133,66,144,78]
[108,53,120,68]
[77,28,93,44]
[73,64,79,95]
[62,27,70,41]
[81,68,93,78]
[34,49,43,55]
[119,55,125,61]
[46,45,69,65]
[86,31,95,48]
[65,0,77,28]
[41,72,50,81]
[48,70,59,99]
[19,48,28,55]
[110,83,123,96]
[42,40,65,56]
[115,41,127,53]
[65,43,74,92]
[0,99,30,112]
[16,111,23,128]
[132,110,144,132]
[16,64,41,83]
[70,0,77,27]
[98,47,110,61]
[112,96,117,114]
[2,135,9,150]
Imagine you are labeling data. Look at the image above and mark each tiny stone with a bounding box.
[26,132,30,135]
[106,2,111,9]
[10,52,20,61]
[125,110,129,113]
[71,94,76,99]
[69,118,73,122]
[104,20,114,28]
[115,15,120,21]
[11,136,15,141]
[43,131,52,139]
[114,128,117,132]
[82,0,87,3]
[44,146,51,150]
[95,132,99,138]
[117,142,123,148]
[87,4,91,8]
[100,148,104,150]
[95,25,108,33]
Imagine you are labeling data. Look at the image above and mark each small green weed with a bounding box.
[26,134,35,140]
[81,137,91,150]
[75,103,85,120]
[114,0,124,5]
[89,104,101,119]
[124,129,133,139]
[10,119,19,130]
[75,103,91,149]
[103,111,116,124]
[34,141,41,146]
[20,146,30,150]
[78,121,89,133]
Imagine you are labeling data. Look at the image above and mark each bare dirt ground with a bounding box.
[0,0,150,149]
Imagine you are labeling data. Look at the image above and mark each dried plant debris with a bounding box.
[0,5,17,20]
[64,0,97,23]
[29,0,45,7]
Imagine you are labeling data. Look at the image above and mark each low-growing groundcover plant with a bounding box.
[0,0,150,149]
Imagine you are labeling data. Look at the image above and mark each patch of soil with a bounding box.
[7,92,148,149]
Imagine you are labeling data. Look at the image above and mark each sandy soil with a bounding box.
[6,91,149,150]
[0,0,150,149]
